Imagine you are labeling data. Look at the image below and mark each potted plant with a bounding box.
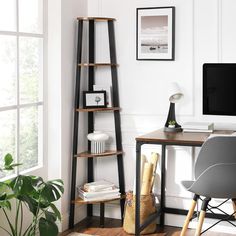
[0,153,64,236]
[168,120,176,128]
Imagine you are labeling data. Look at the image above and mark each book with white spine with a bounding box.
[84,180,115,192]
[182,122,214,130]
[78,186,120,201]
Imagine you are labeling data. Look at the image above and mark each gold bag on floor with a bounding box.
[123,192,157,234]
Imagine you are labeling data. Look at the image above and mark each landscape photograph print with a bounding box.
[136,7,175,60]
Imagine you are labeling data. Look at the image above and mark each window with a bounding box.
[0,0,44,178]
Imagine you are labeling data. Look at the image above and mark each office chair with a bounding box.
[180,136,236,236]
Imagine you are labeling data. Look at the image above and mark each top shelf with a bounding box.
[77,107,120,112]
[77,17,116,21]
[78,63,118,67]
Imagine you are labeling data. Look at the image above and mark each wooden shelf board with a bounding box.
[77,17,116,21]
[78,63,118,67]
[75,150,123,158]
[73,195,125,205]
[76,107,120,112]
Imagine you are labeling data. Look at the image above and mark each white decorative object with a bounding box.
[87,131,109,154]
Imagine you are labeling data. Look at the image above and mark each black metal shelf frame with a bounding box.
[69,18,125,229]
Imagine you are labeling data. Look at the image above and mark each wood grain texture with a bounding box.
[75,150,123,158]
[78,63,118,67]
[61,217,236,236]
[72,195,125,205]
[77,17,116,21]
[180,200,197,236]
[76,107,120,112]
[136,129,234,146]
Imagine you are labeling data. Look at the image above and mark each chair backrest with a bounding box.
[195,136,236,179]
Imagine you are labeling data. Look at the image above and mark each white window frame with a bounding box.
[0,0,47,178]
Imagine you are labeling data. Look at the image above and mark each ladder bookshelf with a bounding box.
[69,17,125,228]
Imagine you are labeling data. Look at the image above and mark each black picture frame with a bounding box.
[136,6,175,61]
[83,91,107,108]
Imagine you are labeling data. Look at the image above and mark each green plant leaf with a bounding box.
[21,176,35,194]
[0,193,7,200]
[48,179,64,194]
[41,181,64,203]
[0,200,11,210]
[17,195,38,215]
[4,154,13,166]
[9,175,35,195]
[45,211,57,222]
[50,203,61,221]
[39,217,58,236]
[30,176,43,187]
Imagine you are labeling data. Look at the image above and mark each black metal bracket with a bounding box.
[197,198,236,235]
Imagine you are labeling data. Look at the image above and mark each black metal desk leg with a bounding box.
[100,203,105,227]
[135,141,142,236]
[160,144,166,226]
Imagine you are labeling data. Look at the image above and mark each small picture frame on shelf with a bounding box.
[83,91,107,108]
[93,85,112,107]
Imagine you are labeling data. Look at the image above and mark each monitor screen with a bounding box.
[203,63,236,116]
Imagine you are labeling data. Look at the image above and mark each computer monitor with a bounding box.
[203,63,236,116]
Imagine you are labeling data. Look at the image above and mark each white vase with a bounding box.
[87,131,109,154]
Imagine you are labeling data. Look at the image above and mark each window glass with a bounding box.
[0,36,17,106]
[0,110,16,179]
[19,0,43,34]
[0,0,16,31]
[19,37,43,104]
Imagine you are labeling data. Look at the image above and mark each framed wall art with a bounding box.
[136,7,175,61]
[83,91,107,108]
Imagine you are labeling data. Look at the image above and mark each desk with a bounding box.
[135,129,233,235]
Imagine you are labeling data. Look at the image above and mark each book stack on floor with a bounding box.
[78,180,120,202]
[182,122,214,133]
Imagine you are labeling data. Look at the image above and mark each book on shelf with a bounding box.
[78,180,120,201]
[182,122,214,130]
[78,187,120,201]
[84,180,116,192]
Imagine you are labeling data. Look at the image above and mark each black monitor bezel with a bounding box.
[203,63,236,116]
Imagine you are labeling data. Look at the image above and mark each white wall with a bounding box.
[47,0,88,231]
[86,0,236,233]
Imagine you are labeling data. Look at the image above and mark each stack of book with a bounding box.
[78,180,120,202]
[182,122,214,133]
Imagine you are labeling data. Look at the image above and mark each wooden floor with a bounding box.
[61,217,236,236]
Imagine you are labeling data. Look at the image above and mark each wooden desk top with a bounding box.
[136,129,234,146]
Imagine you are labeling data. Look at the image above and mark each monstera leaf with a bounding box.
[0,153,64,236]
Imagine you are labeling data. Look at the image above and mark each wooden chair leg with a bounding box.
[180,194,199,236]
[195,198,211,236]
[195,210,206,236]
[232,199,236,219]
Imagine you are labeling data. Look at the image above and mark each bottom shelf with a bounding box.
[73,195,126,205]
